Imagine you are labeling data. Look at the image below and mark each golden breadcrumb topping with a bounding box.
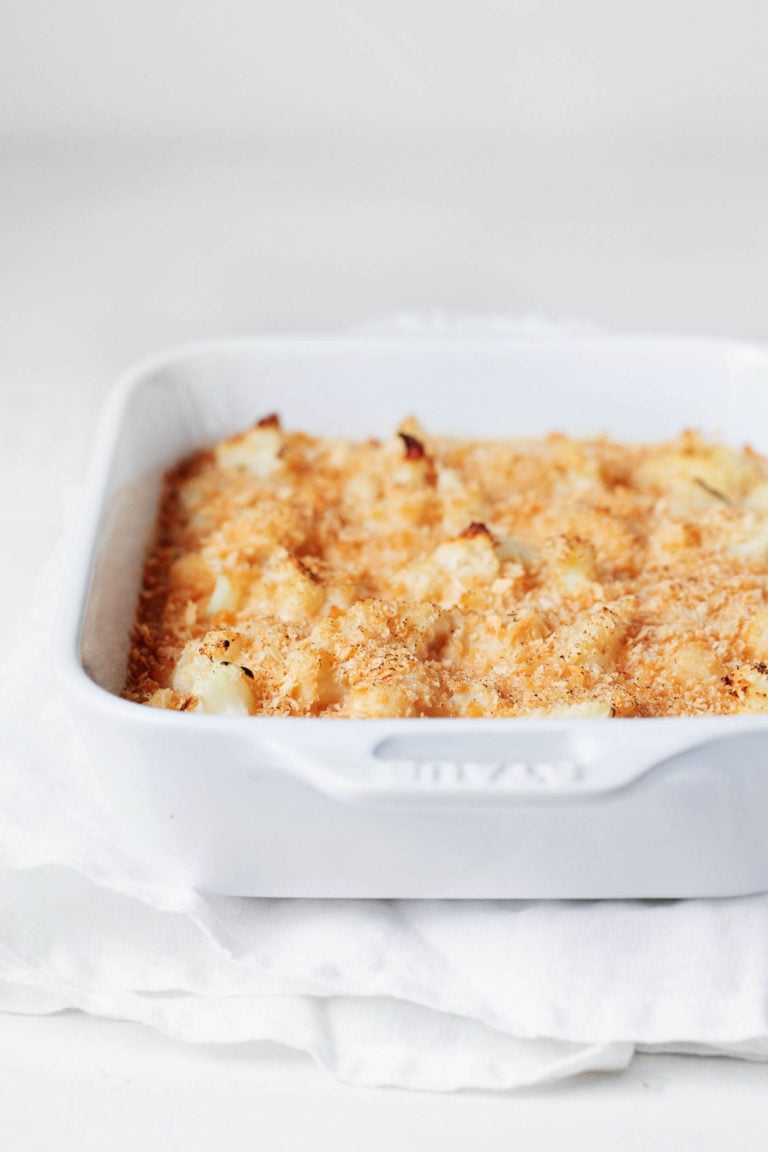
[124,416,768,718]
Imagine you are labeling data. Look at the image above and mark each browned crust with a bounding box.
[399,431,426,460]
[123,420,768,718]
[460,521,494,541]
[255,412,281,429]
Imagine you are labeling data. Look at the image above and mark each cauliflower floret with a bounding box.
[280,647,342,713]
[728,515,768,563]
[443,609,547,675]
[215,417,285,479]
[552,605,628,671]
[727,663,768,713]
[633,432,762,510]
[172,649,256,716]
[542,534,599,593]
[396,524,501,608]
[343,427,435,531]
[241,548,326,623]
[207,572,240,613]
[667,640,725,683]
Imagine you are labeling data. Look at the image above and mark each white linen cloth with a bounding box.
[4,322,768,1092]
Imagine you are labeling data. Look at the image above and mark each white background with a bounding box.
[3,1,768,1146]
[3,0,768,142]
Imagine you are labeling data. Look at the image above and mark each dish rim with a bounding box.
[62,331,768,736]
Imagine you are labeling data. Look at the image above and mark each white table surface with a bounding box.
[4,1012,768,1152]
[4,137,768,1148]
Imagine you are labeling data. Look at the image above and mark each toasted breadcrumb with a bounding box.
[123,421,768,718]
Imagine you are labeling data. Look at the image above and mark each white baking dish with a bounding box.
[62,335,768,898]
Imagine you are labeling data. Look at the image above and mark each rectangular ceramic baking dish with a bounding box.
[62,334,768,898]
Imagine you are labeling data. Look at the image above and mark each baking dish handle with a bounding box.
[262,724,767,807]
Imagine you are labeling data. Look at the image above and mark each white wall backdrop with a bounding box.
[3,1,768,650]
[2,0,768,141]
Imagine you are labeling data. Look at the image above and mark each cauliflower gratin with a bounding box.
[124,416,768,719]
